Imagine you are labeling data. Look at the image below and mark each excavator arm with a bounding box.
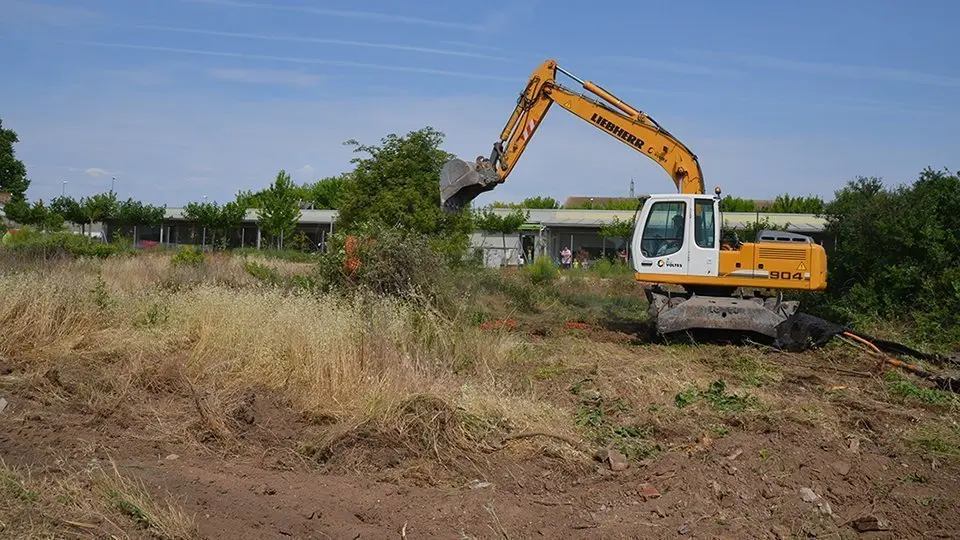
[440,59,705,212]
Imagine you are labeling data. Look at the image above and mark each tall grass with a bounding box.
[0,254,571,461]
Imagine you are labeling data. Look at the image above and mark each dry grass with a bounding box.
[0,456,197,539]
[0,254,572,464]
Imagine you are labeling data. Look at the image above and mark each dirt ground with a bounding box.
[2,322,958,540]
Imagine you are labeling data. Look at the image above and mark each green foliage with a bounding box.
[183,199,246,249]
[808,169,960,349]
[5,199,64,231]
[304,173,350,209]
[674,380,758,412]
[257,170,302,249]
[335,126,474,256]
[171,245,205,267]
[719,196,756,212]
[315,222,454,303]
[565,198,639,210]
[114,198,166,227]
[80,191,119,228]
[598,215,635,249]
[50,195,86,227]
[523,256,559,285]
[0,117,30,202]
[473,208,528,235]
[491,196,561,209]
[768,194,825,214]
[0,227,123,258]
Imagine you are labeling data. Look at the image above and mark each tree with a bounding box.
[50,195,87,231]
[183,201,222,248]
[719,196,756,212]
[491,196,561,209]
[474,208,528,266]
[598,215,635,259]
[815,169,960,348]
[305,173,350,209]
[768,194,825,214]
[80,192,118,232]
[0,118,30,202]
[257,170,302,249]
[336,126,474,255]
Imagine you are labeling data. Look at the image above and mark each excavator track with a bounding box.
[645,286,799,340]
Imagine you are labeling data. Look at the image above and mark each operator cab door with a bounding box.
[632,196,690,275]
[687,197,720,277]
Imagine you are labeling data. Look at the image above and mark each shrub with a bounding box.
[807,169,960,350]
[523,256,558,285]
[171,245,205,267]
[0,227,124,259]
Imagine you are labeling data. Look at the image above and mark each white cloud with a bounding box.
[683,49,960,88]
[84,167,109,178]
[135,26,509,61]
[74,42,517,82]
[207,68,322,87]
[182,0,485,31]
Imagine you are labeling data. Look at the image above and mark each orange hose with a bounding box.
[843,331,882,354]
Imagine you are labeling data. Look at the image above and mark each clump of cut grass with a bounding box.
[0,457,197,540]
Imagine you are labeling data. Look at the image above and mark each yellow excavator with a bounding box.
[440,59,828,339]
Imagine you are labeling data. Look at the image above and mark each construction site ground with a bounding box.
[0,258,958,540]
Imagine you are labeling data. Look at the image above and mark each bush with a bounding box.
[171,245,205,267]
[523,256,558,285]
[0,227,125,259]
[808,169,960,350]
[315,223,456,303]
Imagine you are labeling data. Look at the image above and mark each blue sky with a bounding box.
[1,0,957,207]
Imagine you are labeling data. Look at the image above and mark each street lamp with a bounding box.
[111,176,116,193]
[61,180,67,197]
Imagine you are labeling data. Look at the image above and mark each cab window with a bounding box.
[640,201,686,257]
[694,199,715,249]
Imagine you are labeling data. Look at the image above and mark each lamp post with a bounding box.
[61,181,67,197]
[201,195,207,249]
[111,176,116,193]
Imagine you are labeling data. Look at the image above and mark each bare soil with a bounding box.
[2,324,958,540]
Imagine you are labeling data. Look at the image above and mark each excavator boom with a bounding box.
[440,59,704,211]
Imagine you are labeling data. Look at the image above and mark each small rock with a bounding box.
[637,483,660,500]
[800,487,820,503]
[607,449,629,471]
[848,438,860,453]
[831,460,851,476]
[678,524,691,535]
[469,481,493,489]
[0,397,7,413]
[593,448,610,462]
[165,454,180,461]
[726,448,743,460]
[852,515,890,532]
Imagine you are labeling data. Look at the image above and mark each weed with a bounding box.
[674,380,758,412]
[904,423,960,460]
[899,472,929,484]
[523,256,559,285]
[171,245,204,267]
[884,371,957,405]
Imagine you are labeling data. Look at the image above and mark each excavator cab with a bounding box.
[631,193,722,280]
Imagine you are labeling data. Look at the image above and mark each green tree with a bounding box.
[474,207,529,265]
[80,192,119,232]
[0,118,30,202]
[50,195,87,231]
[491,196,561,209]
[599,215,635,259]
[814,169,960,348]
[257,170,302,249]
[183,201,222,248]
[768,194,825,214]
[304,173,350,209]
[719,196,756,212]
[336,126,473,255]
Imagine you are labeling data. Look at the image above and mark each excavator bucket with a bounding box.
[440,157,501,213]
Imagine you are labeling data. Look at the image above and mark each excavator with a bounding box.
[440,59,828,340]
